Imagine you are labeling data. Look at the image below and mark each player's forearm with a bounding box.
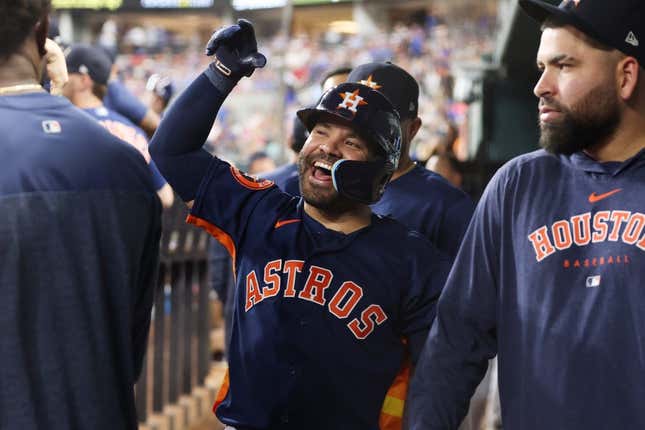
[407,303,494,429]
[149,72,230,201]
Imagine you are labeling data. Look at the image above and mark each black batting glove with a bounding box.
[203,19,267,93]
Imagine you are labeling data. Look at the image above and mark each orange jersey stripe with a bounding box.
[186,214,237,269]
[212,368,230,413]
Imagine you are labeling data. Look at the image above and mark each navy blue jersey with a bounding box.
[104,80,148,125]
[371,164,475,260]
[188,158,450,430]
[83,105,167,190]
[0,92,161,430]
[279,164,474,259]
[409,149,645,430]
[263,162,300,196]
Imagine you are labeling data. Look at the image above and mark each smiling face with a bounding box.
[298,114,374,213]
[534,25,623,155]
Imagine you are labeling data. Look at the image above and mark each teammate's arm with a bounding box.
[149,19,266,207]
[106,79,162,138]
[138,108,161,138]
[407,170,506,430]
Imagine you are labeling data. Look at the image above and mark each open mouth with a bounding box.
[312,160,333,181]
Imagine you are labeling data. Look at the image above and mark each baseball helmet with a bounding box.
[297,82,402,204]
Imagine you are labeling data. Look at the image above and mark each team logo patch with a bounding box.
[359,75,382,90]
[626,31,639,47]
[230,166,274,190]
[337,89,368,115]
[586,275,601,288]
[588,188,622,204]
[42,120,61,134]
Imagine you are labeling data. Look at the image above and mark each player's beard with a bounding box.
[297,153,360,215]
[538,83,621,155]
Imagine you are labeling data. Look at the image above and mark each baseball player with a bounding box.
[62,43,174,208]
[321,65,352,91]
[278,63,475,260]
[264,66,350,195]
[151,19,450,429]
[409,0,645,429]
[347,62,475,261]
[0,2,161,428]
[343,62,477,429]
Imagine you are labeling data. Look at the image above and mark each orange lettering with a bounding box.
[622,213,645,245]
[245,271,263,311]
[299,266,333,305]
[348,305,388,340]
[552,220,573,250]
[528,226,556,262]
[592,211,611,242]
[262,259,282,298]
[283,260,304,298]
[571,213,591,246]
[608,210,631,241]
[328,281,363,319]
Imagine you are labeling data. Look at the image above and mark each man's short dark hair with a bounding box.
[320,66,352,88]
[0,0,51,61]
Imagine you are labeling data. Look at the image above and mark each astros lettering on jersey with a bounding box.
[186,156,449,430]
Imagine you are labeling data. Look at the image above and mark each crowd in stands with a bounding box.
[102,10,498,170]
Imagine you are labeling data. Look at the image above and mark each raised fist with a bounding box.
[205,19,266,80]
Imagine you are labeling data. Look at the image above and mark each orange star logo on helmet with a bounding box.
[359,75,382,90]
[337,89,368,114]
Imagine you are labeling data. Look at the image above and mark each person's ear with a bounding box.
[406,116,422,142]
[617,56,639,101]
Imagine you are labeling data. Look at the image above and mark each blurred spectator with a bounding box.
[109,9,497,167]
[247,150,276,175]
[63,44,174,208]
[320,65,352,91]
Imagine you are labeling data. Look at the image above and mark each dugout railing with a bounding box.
[135,198,223,429]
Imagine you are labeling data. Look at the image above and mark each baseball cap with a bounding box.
[519,0,645,66]
[64,44,112,85]
[347,62,419,120]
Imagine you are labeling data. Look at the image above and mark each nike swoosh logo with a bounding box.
[274,219,301,229]
[588,188,622,203]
